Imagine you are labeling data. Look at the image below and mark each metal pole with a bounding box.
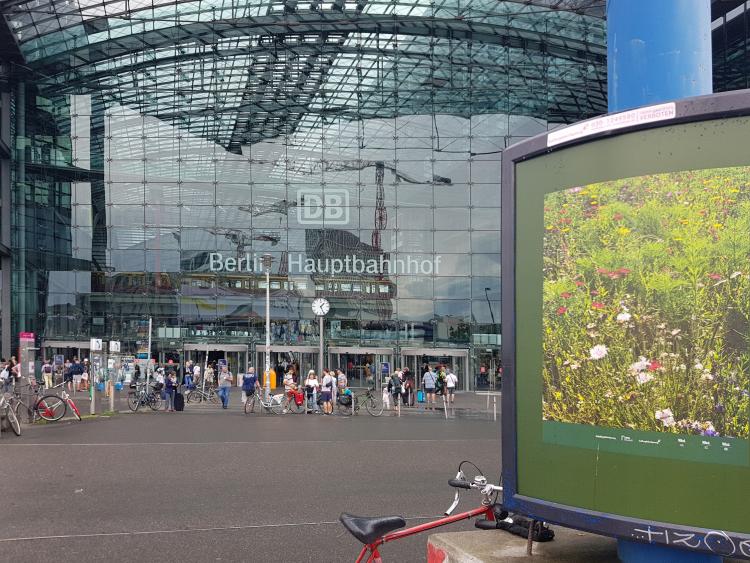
[264,259,271,400]
[146,317,152,390]
[318,316,324,380]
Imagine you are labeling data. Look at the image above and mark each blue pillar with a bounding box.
[608,2,716,561]
[607,0,712,112]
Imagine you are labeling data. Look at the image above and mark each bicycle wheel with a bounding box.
[208,391,219,404]
[67,398,82,421]
[187,391,202,403]
[336,399,352,416]
[6,405,21,436]
[127,392,140,412]
[288,395,305,414]
[244,394,256,414]
[36,395,67,421]
[269,395,284,415]
[365,395,384,417]
[148,392,163,411]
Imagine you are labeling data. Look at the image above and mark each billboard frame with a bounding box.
[501,89,750,558]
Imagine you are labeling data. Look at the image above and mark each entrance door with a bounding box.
[255,345,319,389]
[43,340,90,385]
[400,348,470,390]
[184,343,248,386]
[328,347,395,390]
[475,347,501,390]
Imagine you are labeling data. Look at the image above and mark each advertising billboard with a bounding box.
[502,91,750,558]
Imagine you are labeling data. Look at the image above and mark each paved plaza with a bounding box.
[1,410,500,562]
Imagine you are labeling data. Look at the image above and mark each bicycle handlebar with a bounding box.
[448,479,473,489]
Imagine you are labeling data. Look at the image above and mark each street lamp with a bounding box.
[484,287,496,326]
[262,254,274,399]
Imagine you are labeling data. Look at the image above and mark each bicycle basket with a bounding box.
[338,395,352,406]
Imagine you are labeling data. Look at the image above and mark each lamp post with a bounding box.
[484,287,496,326]
[262,254,273,399]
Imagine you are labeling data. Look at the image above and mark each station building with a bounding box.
[0,0,745,388]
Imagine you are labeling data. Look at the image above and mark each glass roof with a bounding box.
[2,0,607,152]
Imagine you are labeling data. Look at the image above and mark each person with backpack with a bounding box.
[388,371,403,416]
[422,365,437,410]
[435,366,446,397]
[241,366,259,405]
[321,369,335,415]
[41,359,53,389]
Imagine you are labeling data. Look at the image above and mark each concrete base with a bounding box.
[427,528,620,562]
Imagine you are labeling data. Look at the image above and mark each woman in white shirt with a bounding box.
[304,370,320,414]
[445,369,458,405]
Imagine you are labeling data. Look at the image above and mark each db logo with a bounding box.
[297,189,349,225]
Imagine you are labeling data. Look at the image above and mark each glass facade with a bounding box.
[1,1,609,386]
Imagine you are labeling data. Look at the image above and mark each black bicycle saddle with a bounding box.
[339,513,406,545]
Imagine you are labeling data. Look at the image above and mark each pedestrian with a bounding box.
[422,365,437,410]
[41,358,53,389]
[445,368,458,405]
[81,359,90,391]
[205,363,215,387]
[388,370,403,416]
[66,357,81,393]
[336,368,348,398]
[218,364,233,409]
[321,368,335,415]
[0,359,10,393]
[304,370,320,414]
[241,366,259,405]
[184,360,194,389]
[164,371,177,411]
[192,361,201,389]
[479,364,487,387]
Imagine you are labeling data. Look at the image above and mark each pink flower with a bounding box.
[708,273,722,281]
[556,306,567,315]
[648,360,662,372]
[560,292,572,299]
[591,302,605,310]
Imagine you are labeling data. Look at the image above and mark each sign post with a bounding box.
[90,338,102,415]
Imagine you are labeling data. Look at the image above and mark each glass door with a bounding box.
[184,343,248,387]
[400,348,470,390]
[255,345,318,389]
[328,347,395,390]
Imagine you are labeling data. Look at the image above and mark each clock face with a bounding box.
[312,298,330,316]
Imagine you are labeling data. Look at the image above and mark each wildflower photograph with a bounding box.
[543,166,750,441]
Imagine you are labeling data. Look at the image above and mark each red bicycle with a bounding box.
[340,461,507,563]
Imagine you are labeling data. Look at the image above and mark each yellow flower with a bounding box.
[617,227,631,235]
[713,223,723,230]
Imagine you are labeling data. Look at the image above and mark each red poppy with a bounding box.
[591,302,605,310]
[647,360,662,372]
[560,292,572,299]
[707,273,722,280]
[556,306,567,315]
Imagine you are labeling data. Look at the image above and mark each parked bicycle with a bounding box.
[1,392,21,436]
[13,381,81,423]
[243,390,284,415]
[127,382,163,412]
[187,385,219,404]
[336,388,384,417]
[278,388,305,414]
[340,461,507,562]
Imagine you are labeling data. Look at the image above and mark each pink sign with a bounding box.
[19,332,34,340]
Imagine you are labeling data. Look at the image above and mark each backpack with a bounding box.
[435,373,445,393]
[242,374,257,392]
[390,375,402,394]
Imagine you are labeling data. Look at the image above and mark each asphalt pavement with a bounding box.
[0,408,501,562]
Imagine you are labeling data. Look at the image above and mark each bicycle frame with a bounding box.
[354,505,494,563]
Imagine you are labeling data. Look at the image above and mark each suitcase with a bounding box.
[417,390,425,403]
[174,392,185,411]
